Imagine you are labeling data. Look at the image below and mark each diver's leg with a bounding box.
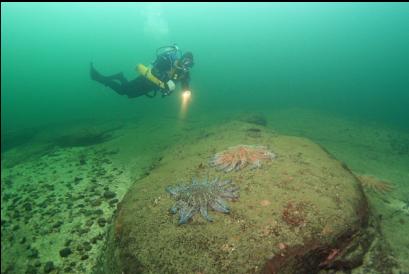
[123,76,158,98]
[105,72,127,83]
[90,63,126,82]
[90,63,127,95]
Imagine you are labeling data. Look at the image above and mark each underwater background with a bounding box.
[1,2,408,274]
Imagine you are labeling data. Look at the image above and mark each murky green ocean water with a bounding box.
[2,3,408,273]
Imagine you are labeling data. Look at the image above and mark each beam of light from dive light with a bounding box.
[180,90,191,118]
[182,90,191,101]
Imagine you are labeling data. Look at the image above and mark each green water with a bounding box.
[1,3,409,273]
[2,3,409,133]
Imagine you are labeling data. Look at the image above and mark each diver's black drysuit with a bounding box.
[90,54,190,98]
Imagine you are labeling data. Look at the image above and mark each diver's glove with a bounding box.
[162,80,176,97]
[166,80,176,93]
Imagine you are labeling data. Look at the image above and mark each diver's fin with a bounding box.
[90,62,101,81]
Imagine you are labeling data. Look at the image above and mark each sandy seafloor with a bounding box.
[1,107,408,274]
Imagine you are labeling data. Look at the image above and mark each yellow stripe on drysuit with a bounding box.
[136,64,165,89]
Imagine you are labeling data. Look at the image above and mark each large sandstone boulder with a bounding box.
[97,121,388,274]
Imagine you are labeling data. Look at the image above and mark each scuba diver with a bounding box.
[90,44,194,98]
